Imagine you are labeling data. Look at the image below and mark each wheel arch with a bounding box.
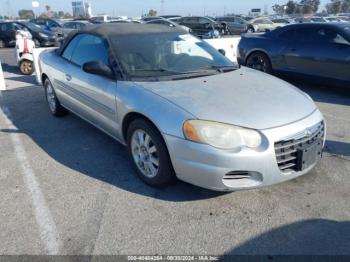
[122,112,163,143]
[41,73,49,86]
[245,49,271,66]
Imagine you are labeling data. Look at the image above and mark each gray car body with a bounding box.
[215,16,250,34]
[39,24,324,191]
[237,23,350,82]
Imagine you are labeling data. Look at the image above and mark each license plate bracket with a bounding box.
[296,139,323,171]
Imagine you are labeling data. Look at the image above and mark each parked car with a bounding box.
[324,17,343,22]
[142,16,162,22]
[294,17,312,23]
[272,18,290,27]
[215,16,254,35]
[0,21,58,47]
[59,20,92,37]
[178,16,221,38]
[39,23,325,191]
[249,17,278,32]
[29,18,62,29]
[145,18,190,32]
[310,17,327,23]
[90,15,112,23]
[237,23,350,83]
[337,16,350,22]
[160,15,182,20]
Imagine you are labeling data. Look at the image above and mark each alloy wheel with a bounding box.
[20,60,33,74]
[46,82,57,113]
[131,129,159,178]
[247,55,268,72]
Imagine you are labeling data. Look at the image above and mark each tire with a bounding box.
[19,59,34,75]
[127,118,176,187]
[246,52,273,74]
[0,40,5,48]
[44,78,68,117]
[247,27,255,33]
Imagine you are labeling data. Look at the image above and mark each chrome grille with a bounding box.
[274,121,324,172]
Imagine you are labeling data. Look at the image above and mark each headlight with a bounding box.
[183,120,262,149]
[39,32,49,38]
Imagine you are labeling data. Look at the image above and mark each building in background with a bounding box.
[72,1,92,18]
[249,8,262,17]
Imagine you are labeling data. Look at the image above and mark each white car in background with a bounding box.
[250,17,278,32]
[145,18,191,32]
[272,18,290,28]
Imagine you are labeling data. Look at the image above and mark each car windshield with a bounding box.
[109,33,237,80]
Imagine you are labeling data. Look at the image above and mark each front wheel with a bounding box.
[127,119,176,187]
[19,59,34,75]
[44,78,68,117]
[246,52,272,74]
[247,27,255,33]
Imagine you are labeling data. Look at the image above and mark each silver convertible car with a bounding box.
[39,24,325,191]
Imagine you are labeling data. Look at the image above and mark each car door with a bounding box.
[233,17,248,34]
[261,19,274,31]
[56,33,119,136]
[222,17,237,34]
[284,26,350,81]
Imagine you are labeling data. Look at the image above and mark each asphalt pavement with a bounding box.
[0,48,349,256]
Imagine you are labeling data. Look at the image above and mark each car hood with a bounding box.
[136,67,317,130]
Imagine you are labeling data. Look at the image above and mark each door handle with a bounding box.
[65,74,72,81]
[290,48,297,52]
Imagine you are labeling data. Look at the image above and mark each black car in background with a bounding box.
[215,16,253,35]
[237,23,350,84]
[178,16,221,38]
[0,21,58,47]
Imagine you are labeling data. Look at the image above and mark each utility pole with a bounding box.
[160,0,164,15]
[6,0,12,18]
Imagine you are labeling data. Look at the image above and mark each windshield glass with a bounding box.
[110,33,236,80]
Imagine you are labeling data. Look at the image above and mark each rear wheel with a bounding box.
[44,78,68,117]
[19,59,34,75]
[127,118,176,187]
[246,52,272,74]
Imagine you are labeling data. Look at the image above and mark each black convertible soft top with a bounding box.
[58,23,186,55]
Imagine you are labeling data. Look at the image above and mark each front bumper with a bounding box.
[164,109,325,191]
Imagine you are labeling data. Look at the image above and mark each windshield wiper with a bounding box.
[208,65,239,72]
[134,67,219,75]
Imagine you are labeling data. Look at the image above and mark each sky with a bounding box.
[0,0,329,17]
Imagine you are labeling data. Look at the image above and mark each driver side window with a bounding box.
[62,34,109,66]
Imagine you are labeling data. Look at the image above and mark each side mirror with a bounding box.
[218,49,226,56]
[82,61,114,78]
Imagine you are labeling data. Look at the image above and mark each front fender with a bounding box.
[115,81,195,142]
